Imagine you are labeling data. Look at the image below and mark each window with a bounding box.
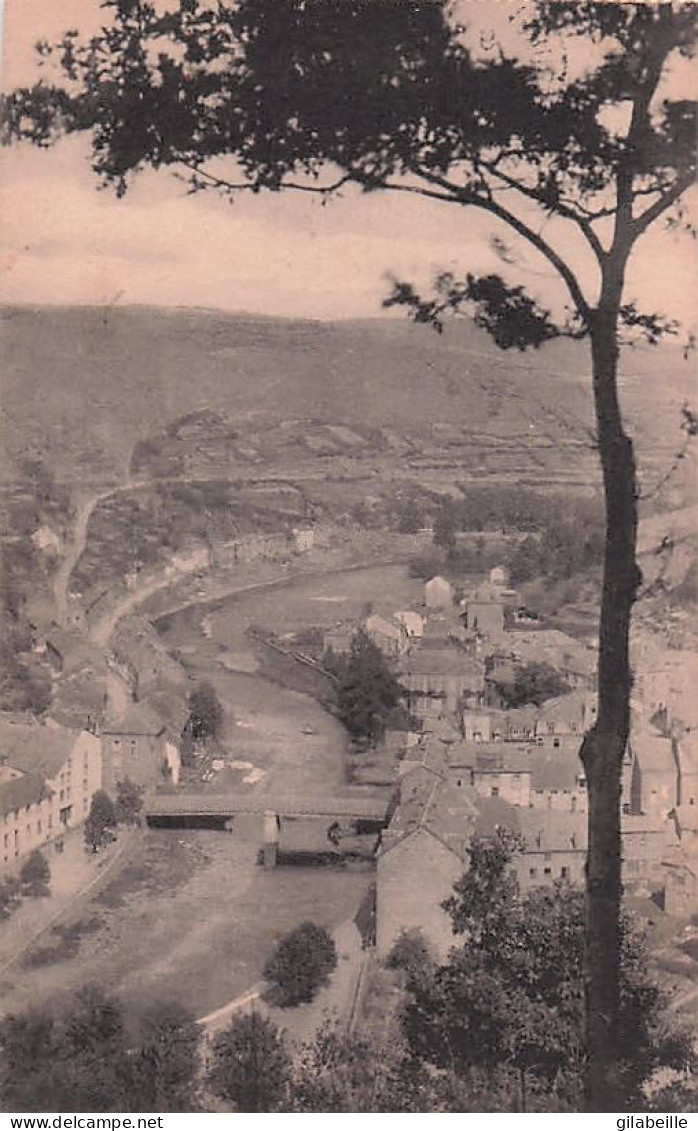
[544,867,552,876]
[2,834,7,848]
[491,786,499,798]
[553,738,560,748]
[37,821,42,835]
[561,866,569,879]
[529,867,538,878]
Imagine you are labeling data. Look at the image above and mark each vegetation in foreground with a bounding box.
[1,831,693,1114]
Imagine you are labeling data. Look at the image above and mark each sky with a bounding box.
[0,0,696,325]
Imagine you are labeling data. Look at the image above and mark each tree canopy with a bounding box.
[328,629,406,746]
[402,830,693,1108]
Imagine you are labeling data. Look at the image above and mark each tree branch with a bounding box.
[177,160,357,198]
[479,160,608,266]
[631,173,697,238]
[404,167,593,322]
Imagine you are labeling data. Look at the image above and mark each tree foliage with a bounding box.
[492,660,572,708]
[263,921,338,1007]
[207,1012,291,1113]
[0,987,200,1113]
[20,849,51,897]
[0,876,21,922]
[329,630,405,746]
[127,1001,201,1112]
[186,680,224,743]
[114,777,145,825]
[83,790,117,853]
[402,831,694,1107]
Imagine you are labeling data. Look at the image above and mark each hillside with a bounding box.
[0,304,693,500]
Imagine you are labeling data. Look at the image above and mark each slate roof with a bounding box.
[103,702,166,737]
[404,645,485,679]
[0,772,52,817]
[0,718,77,779]
[528,745,584,791]
[448,741,532,772]
[474,798,588,852]
[380,773,476,860]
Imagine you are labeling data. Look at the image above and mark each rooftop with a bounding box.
[0,718,79,779]
[474,798,587,852]
[0,771,52,817]
[103,701,166,736]
[380,774,476,860]
[403,644,485,678]
[448,741,532,772]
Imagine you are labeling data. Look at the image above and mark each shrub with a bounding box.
[20,849,51,897]
[208,1013,290,1112]
[386,928,436,983]
[114,778,144,825]
[264,921,338,1007]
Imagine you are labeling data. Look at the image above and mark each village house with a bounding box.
[364,613,409,657]
[462,581,508,638]
[401,643,485,721]
[473,796,587,889]
[527,744,587,813]
[448,742,532,807]
[101,702,178,792]
[394,609,425,640]
[506,629,598,693]
[675,732,698,811]
[621,814,676,894]
[376,767,477,959]
[424,575,453,610]
[533,689,598,737]
[0,771,56,872]
[0,718,102,869]
[626,729,678,822]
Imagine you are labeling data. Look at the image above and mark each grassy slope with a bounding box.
[1,303,691,486]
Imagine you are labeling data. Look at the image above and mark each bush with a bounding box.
[208,1013,291,1112]
[20,849,51,897]
[0,876,21,920]
[114,778,144,825]
[264,921,338,1007]
[386,928,436,983]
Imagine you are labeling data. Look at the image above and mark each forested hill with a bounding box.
[0,303,691,486]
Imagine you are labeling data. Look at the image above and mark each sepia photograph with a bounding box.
[0,0,697,1117]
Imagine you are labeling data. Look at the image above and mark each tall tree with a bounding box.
[331,630,405,746]
[127,1001,201,1112]
[3,0,696,1108]
[186,680,224,743]
[84,789,117,853]
[207,1012,291,1112]
[403,830,693,1109]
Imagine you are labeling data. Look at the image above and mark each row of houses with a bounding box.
[359,569,698,956]
[375,719,698,959]
[0,696,182,874]
[0,718,102,871]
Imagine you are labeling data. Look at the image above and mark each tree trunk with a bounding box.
[581,306,640,1111]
